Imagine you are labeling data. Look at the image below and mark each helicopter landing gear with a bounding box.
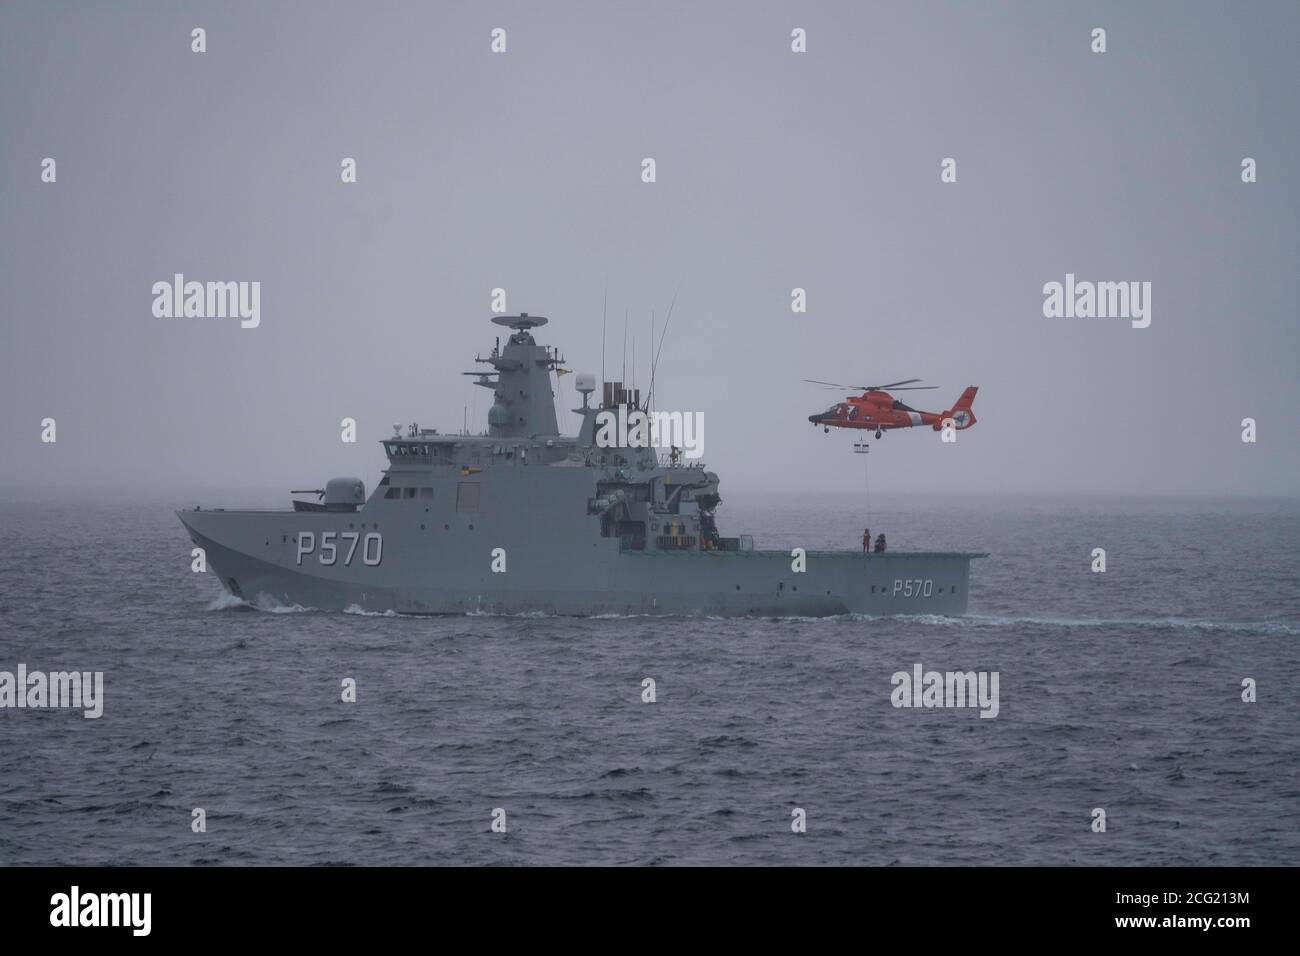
[875,429,882,439]
[824,426,829,434]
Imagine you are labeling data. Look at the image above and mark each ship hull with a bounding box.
[178,509,981,617]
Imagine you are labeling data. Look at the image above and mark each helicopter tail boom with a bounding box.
[936,387,978,430]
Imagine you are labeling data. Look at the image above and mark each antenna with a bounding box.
[649,310,655,413]
[621,309,628,387]
[600,280,607,387]
[647,283,678,411]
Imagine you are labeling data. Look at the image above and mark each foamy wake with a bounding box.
[206,591,315,613]
[467,608,556,618]
[206,592,250,611]
[265,602,315,614]
[343,604,398,617]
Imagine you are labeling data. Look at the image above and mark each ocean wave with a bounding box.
[888,612,1300,636]
[206,594,1297,636]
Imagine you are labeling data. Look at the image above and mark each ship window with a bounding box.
[384,487,400,499]
[404,487,417,499]
[456,482,480,513]
[420,488,433,498]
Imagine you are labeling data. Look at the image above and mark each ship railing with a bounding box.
[621,534,755,553]
[656,453,705,469]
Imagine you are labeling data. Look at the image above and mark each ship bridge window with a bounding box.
[387,442,436,458]
[384,487,400,499]
[403,487,417,499]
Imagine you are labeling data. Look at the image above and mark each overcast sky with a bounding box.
[2,0,1296,500]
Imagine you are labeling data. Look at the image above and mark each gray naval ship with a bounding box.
[179,314,985,616]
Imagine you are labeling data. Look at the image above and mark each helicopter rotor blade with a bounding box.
[872,378,923,389]
[803,379,858,389]
[804,377,937,392]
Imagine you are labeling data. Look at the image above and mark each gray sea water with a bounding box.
[0,493,1296,866]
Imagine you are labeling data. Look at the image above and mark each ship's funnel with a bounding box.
[602,381,640,410]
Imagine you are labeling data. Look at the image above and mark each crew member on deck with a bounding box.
[862,528,871,552]
[874,533,887,553]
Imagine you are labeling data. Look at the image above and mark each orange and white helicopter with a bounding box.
[805,378,978,439]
